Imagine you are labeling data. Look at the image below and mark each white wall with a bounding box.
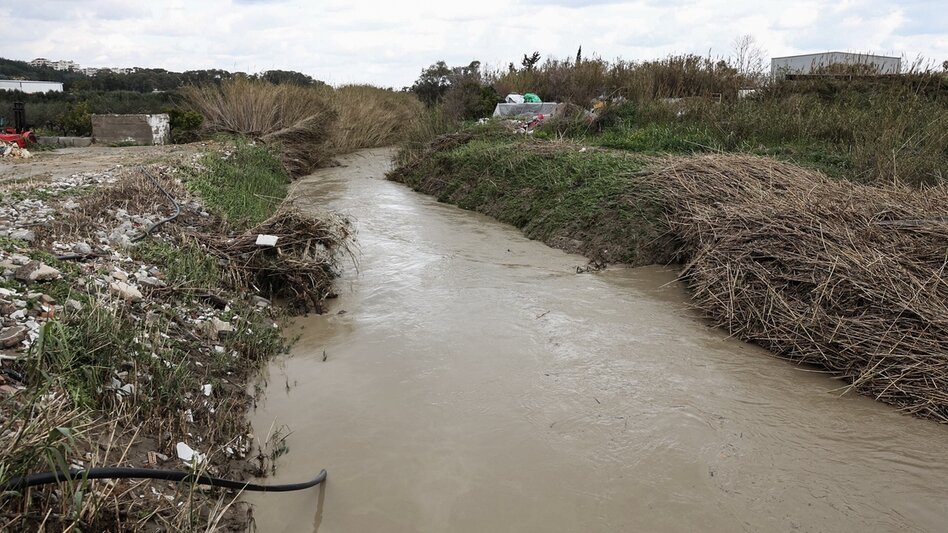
[0,80,64,94]
[771,53,901,76]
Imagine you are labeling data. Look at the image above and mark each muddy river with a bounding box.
[247,148,948,532]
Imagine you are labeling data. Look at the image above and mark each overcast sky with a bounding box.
[1,0,944,87]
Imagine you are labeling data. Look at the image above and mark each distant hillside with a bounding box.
[0,57,83,84]
[0,57,325,93]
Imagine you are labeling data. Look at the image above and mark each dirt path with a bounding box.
[0,144,204,184]
[247,148,948,532]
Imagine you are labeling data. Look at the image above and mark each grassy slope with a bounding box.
[391,133,675,265]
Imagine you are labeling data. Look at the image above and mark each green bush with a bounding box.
[58,101,92,136]
[443,78,501,121]
[164,108,204,143]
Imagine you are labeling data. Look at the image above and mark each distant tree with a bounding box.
[731,35,766,80]
[522,51,541,71]
[576,46,582,65]
[410,61,453,106]
[943,60,948,72]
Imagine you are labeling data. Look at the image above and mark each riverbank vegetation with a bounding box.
[182,79,422,177]
[392,52,948,421]
[0,141,351,530]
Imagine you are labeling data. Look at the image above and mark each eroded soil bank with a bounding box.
[249,148,948,532]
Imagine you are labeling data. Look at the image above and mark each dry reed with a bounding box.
[656,154,948,421]
[201,209,353,312]
[184,80,422,178]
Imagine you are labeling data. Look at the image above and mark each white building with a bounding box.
[28,58,80,71]
[50,60,79,71]
[771,52,901,77]
[0,79,64,93]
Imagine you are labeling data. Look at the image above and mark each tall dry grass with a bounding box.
[329,85,423,153]
[183,79,422,177]
[181,77,334,136]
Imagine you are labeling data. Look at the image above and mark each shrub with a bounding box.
[164,108,204,143]
[442,79,501,121]
[58,101,92,136]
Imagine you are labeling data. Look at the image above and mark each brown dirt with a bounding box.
[0,143,207,185]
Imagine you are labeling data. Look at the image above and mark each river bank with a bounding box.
[0,141,349,530]
[390,130,948,421]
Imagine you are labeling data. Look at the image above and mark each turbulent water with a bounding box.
[246,148,948,533]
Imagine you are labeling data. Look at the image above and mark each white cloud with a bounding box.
[1,0,944,87]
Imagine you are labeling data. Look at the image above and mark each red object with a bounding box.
[0,127,36,148]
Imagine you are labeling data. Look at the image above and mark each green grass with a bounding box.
[594,123,721,153]
[133,239,220,288]
[186,140,289,229]
[391,135,675,265]
[572,85,948,186]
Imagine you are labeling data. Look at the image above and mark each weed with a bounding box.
[185,140,288,228]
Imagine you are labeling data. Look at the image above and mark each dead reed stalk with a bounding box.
[655,154,948,421]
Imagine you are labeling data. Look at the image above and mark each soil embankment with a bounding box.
[249,147,948,532]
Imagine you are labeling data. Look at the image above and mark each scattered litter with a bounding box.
[201,384,212,396]
[175,442,206,465]
[255,234,279,246]
[109,280,143,302]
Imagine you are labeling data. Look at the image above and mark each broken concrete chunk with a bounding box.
[252,295,271,308]
[111,269,128,281]
[9,229,35,242]
[205,317,234,340]
[73,242,93,255]
[137,275,162,287]
[109,281,143,302]
[65,299,83,312]
[255,234,279,247]
[0,326,28,348]
[14,262,62,283]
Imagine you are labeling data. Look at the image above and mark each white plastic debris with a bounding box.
[175,442,206,465]
[201,384,212,396]
[255,234,279,246]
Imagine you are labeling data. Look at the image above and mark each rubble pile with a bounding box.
[0,160,278,505]
[0,139,356,529]
[0,141,31,159]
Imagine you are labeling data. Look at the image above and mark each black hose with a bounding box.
[130,167,181,242]
[0,467,326,493]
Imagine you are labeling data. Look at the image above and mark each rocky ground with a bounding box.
[0,143,312,531]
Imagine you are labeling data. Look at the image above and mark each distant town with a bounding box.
[28,58,133,76]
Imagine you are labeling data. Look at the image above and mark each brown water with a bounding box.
[247,148,948,533]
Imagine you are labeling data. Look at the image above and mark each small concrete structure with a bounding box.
[493,102,562,118]
[0,80,64,94]
[37,136,93,148]
[91,114,170,145]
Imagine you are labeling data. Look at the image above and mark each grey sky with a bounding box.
[1,0,943,87]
